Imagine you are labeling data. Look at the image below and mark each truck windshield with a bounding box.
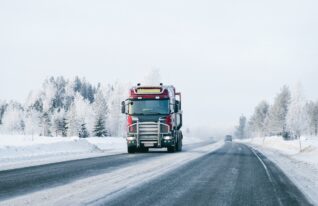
[128,99,170,115]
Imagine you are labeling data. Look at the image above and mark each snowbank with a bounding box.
[0,135,209,171]
[237,136,318,205]
[0,135,127,171]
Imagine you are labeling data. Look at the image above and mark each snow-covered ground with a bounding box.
[237,136,318,205]
[0,135,126,171]
[0,134,209,171]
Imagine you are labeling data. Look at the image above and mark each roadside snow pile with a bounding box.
[0,136,100,159]
[240,136,318,164]
[0,135,126,171]
[86,137,127,153]
[238,136,318,205]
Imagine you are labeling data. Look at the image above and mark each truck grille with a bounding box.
[128,121,170,140]
[139,122,158,140]
[139,122,158,134]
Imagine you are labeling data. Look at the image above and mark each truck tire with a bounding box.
[177,138,182,152]
[128,146,136,154]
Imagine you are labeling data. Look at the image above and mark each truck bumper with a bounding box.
[126,138,175,148]
[161,139,175,147]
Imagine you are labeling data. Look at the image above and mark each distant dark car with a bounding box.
[224,135,232,142]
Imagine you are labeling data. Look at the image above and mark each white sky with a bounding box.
[1,0,318,134]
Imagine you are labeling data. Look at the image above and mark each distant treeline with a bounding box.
[235,84,318,139]
[0,76,127,137]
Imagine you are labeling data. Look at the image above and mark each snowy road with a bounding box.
[0,142,312,206]
[0,141,216,205]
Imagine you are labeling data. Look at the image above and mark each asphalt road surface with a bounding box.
[99,143,312,206]
[0,142,207,201]
[0,142,312,206]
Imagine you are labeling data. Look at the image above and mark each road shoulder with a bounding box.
[244,142,317,205]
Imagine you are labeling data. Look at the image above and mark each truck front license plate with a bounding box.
[144,143,154,147]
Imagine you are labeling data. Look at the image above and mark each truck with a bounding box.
[121,83,183,153]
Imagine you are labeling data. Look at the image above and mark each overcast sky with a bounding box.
[1,0,318,134]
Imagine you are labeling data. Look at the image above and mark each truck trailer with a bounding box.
[121,83,183,153]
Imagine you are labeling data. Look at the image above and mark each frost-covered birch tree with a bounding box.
[93,87,109,137]
[265,86,291,136]
[235,115,247,139]
[67,102,79,137]
[51,109,68,137]
[248,101,269,137]
[0,101,7,125]
[107,82,127,136]
[24,108,42,136]
[305,101,318,136]
[0,76,131,137]
[286,84,307,139]
[0,102,25,134]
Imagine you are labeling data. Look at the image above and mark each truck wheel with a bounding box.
[128,146,136,154]
[177,138,183,152]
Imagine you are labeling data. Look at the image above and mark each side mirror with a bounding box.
[121,101,126,114]
[174,100,181,113]
[174,102,179,113]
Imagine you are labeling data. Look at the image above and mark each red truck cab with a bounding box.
[121,83,183,153]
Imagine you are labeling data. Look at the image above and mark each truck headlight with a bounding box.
[127,137,136,141]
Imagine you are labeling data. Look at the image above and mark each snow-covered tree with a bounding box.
[41,112,52,136]
[24,108,42,136]
[0,102,25,134]
[0,101,7,125]
[249,100,269,137]
[286,84,307,139]
[235,115,247,139]
[26,90,43,112]
[66,93,94,137]
[51,76,68,110]
[265,86,291,136]
[67,102,80,137]
[74,93,94,134]
[72,77,96,103]
[42,77,58,112]
[305,101,318,136]
[92,87,109,137]
[93,116,108,137]
[107,82,127,136]
[0,76,128,137]
[51,109,68,137]
[79,122,89,138]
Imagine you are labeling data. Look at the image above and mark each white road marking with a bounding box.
[251,148,273,183]
[249,146,283,206]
